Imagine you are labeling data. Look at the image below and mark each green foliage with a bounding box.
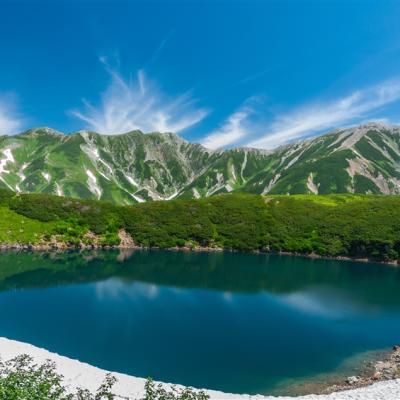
[0,355,71,400]
[0,206,56,245]
[1,190,400,261]
[353,174,381,194]
[121,194,270,250]
[0,355,208,400]
[262,195,400,261]
[0,189,13,206]
[0,354,117,399]
[9,194,122,236]
[142,378,209,400]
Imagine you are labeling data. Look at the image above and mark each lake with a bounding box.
[0,249,399,395]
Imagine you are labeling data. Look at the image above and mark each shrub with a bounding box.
[0,355,209,400]
[0,355,119,399]
[142,378,209,400]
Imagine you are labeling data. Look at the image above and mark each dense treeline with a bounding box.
[1,189,400,262]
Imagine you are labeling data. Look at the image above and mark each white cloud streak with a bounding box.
[150,29,174,64]
[247,79,400,149]
[201,103,255,150]
[0,94,23,135]
[71,61,209,135]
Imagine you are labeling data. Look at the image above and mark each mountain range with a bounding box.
[0,121,399,204]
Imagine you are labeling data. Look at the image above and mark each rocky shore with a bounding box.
[321,345,400,394]
[0,232,399,266]
[0,229,139,251]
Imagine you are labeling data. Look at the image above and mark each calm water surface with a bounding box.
[0,250,399,395]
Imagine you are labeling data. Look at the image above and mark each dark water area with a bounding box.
[0,249,399,395]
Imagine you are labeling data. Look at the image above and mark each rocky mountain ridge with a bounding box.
[0,121,399,203]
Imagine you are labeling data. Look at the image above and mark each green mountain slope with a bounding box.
[0,122,399,203]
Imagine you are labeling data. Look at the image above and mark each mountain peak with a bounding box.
[360,121,386,129]
[21,127,64,137]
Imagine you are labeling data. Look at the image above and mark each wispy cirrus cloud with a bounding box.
[0,93,24,135]
[70,59,209,135]
[232,67,273,87]
[150,29,174,64]
[201,106,253,150]
[247,79,400,149]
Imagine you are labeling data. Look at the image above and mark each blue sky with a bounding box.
[1,0,400,149]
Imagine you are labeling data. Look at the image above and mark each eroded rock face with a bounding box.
[118,229,136,248]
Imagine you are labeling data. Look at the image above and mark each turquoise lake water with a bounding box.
[0,250,399,395]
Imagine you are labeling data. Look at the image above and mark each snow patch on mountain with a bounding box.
[230,164,237,181]
[125,175,139,188]
[17,163,28,183]
[86,170,102,199]
[131,193,145,203]
[262,173,281,194]
[163,191,179,200]
[0,148,14,174]
[206,172,225,196]
[192,188,201,199]
[55,183,64,197]
[307,173,319,194]
[240,151,248,181]
[225,183,234,192]
[81,140,114,177]
[42,172,51,182]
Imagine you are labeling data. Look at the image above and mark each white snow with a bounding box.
[55,183,64,197]
[0,148,15,174]
[130,193,145,203]
[98,170,111,181]
[206,172,226,197]
[0,338,400,400]
[0,148,16,190]
[81,143,114,177]
[164,190,179,200]
[262,173,281,194]
[42,172,51,182]
[17,163,28,182]
[86,170,102,199]
[126,175,139,187]
[284,146,307,170]
[230,164,237,181]
[240,151,248,181]
[132,195,145,203]
[3,148,14,163]
[307,173,319,194]
[225,183,234,192]
[192,188,201,199]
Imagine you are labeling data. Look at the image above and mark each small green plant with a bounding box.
[0,355,209,400]
[0,355,117,400]
[142,378,209,400]
[0,354,72,399]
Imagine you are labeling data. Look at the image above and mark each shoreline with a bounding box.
[0,337,399,399]
[320,346,400,395]
[0,242,398,267]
